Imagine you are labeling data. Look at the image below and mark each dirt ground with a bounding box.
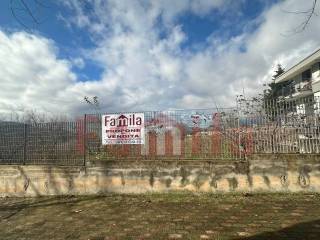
[0,193,320,240]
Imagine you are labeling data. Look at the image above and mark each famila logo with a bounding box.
[104,114,143,127]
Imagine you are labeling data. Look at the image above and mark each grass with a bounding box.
[0,193,319,239]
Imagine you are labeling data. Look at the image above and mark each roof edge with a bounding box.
[275,47,320,83]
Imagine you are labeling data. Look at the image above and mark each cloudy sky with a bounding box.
[0,0,320,117]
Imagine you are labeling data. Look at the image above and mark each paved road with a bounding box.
[0,193,319,240]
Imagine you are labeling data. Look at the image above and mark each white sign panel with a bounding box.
[102,113,145,144]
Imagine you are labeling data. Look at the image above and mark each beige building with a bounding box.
[276,48,320,115]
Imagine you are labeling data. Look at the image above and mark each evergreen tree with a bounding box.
[263,64,286,120]
[264,64,285,100]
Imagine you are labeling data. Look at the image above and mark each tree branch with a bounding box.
[282,0,318,34]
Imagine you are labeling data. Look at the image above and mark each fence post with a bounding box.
[83,114,87,166]
[23,123,27,165]
[238,116,241,160]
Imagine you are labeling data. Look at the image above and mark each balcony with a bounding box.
[283,80,313,99]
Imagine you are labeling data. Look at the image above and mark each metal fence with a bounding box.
[85,109,242,161]
[1,95,320,165]
[0,121,84,165]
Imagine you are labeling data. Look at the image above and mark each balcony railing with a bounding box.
[296,81,312,91]
[281,80,312,98]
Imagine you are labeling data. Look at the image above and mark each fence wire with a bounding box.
[0,121,84,165]
[1,95,320,165]
[85,109,241,161]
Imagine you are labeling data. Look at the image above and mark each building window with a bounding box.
[302,69,311,81]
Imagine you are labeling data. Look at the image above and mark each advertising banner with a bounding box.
[102,113,145,144]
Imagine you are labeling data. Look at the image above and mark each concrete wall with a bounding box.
[1,155,320,197]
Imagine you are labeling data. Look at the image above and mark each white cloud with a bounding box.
[181,0,320,104]
[1,0,320,118]
[0,31,77,115]
[71,57,85,69]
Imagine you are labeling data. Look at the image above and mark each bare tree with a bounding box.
[282,0,318,33]
[84,96,100,114]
